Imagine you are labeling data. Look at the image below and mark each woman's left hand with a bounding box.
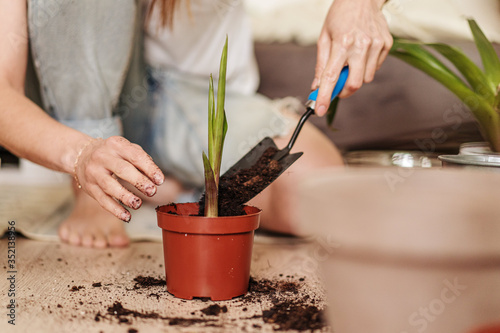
[73,136,165,222]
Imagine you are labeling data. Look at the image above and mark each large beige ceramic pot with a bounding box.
[298,168,500,333]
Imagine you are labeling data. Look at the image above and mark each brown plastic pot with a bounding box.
[156,202,261,301]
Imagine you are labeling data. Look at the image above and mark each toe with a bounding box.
[67,231,82,246]
[58,224,70,242]
[108,230,130,247]
[81,233,95,248]
[105,219,130,247]
[109,234,130,247]
[93,230,108,248]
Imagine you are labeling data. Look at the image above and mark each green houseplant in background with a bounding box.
[389,19,500,152]
[156,37,261,301]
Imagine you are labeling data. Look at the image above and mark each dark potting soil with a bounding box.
[167,317,220,327]
[96,301,218,327]
[91,275,325,331]
[133,276,165,289]
[247,276,300,296]
[198,146,282,216]
[263,302,325,331]
[95,302,160,324]
[200,304,228,316]
[148,293,161,300]
[69,285,85,292]
[245,277,327,332]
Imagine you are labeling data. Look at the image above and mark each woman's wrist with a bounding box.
[72,137,102,188]
[60,134,94,176]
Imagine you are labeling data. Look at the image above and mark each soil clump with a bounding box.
[133,276,165,289]
[200,304,228,316]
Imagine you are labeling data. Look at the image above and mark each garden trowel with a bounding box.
[217,66,349,206]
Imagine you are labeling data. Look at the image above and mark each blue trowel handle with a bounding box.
[306,66,349,108]
[278,66,349,155]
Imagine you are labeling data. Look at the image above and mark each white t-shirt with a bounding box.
[144,0,259,95]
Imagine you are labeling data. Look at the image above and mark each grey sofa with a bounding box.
[254,41,499,154]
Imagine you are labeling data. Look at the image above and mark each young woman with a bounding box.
[0,0,390,247]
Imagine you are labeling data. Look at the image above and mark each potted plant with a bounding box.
[389,19,500,167]
[156,37,261,301]
[297,167,500,333]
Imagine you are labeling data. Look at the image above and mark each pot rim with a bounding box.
[156,202,261,234]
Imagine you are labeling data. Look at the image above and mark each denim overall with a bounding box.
[26,0,137,138]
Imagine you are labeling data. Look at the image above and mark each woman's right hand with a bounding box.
[312,0,392,116]
[73,136,165,222]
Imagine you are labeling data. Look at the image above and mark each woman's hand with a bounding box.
[73,136,165,222]
[312,0,392,116]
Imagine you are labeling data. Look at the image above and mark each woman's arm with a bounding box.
[312,0,392,116]
[0,0,164,221]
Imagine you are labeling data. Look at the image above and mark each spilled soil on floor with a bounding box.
[91,275,326,331]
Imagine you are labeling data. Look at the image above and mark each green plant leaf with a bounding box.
[220,110,228,157]
[213,36,228,183]
[202,152,218,217]
[391,38,464,82]
[390,49,492,118]
[468,19,500,88]
[326,96,340,130]
[428,43,495,103]
[213,109,227,185]
[391,47,500,152]
[208,75,215,165]
[217,36,228,117]
[390,50,474,101]
[390,21,500,152]
[495,88,500,110]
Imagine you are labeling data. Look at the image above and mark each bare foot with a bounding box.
[58,182,130,248]
[59,176,188,248]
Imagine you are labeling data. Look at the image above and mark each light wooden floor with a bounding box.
[0,235,330,333]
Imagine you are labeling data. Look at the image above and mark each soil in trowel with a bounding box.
[198,146,282,216]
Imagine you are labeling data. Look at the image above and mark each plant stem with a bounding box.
[203,152,217,217]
